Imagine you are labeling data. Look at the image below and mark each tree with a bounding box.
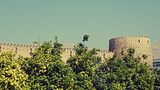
[47,60,75,89]
[67,35,101,89]
[22,37,75,89]
[0,52,29,90]
[154,69,160,90]
[82,34,89,43]
[94,48,155,90]
[21,41,54,89]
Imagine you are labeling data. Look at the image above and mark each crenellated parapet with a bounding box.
[0,43,38,58]
[97,50,114,61]
[0,35,153,66]
[99,50,114,53]
[110,35,149,40]
[0,43,38,48]
[63,47,74,51]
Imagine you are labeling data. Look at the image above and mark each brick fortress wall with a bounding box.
[0,36,153,66]
[0,43,114,63]
[109,36,153,66]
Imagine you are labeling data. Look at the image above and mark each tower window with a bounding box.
[138,39,140,43]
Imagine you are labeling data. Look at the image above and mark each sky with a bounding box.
[0,0,160,49]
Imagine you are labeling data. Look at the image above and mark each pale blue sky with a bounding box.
[0,0,160,49]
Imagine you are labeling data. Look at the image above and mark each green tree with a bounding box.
[67,35,101,89]
[82,34,89,43]
[154,69,160,90]
[47,60,75,89]
[0,52,29,90]
[94,48,155,90]
[22,37,75,89]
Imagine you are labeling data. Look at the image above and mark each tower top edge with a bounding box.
[109,36,150,40]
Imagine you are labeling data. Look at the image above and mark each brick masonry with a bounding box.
[0,36,153,66]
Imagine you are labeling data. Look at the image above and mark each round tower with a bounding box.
[109,36,153,67]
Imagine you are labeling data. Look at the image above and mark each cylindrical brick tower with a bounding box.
[109,36,153,67]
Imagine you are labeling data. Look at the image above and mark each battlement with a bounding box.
[63,48,74,51]
[0,43,38,48]
[110,36,149,40]
[0,35,153,66]
[99,49,114,53]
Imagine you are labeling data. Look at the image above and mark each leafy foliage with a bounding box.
[67,35,101,89]
[47,60,75,89]
[0,35,159,90]
[22,37,75,90]
[94,48,155,90]
[82,34,89,42]
[154,69,160,90]
[0,52,29,90]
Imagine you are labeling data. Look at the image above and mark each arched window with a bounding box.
[138,39,140,43]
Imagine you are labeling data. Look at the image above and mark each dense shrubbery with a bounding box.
[94,49,155,90]
[0,52,29,90]
[0,35,159,90]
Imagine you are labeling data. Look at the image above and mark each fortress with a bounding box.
[0,36,153,66]
[109,36,153,66]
